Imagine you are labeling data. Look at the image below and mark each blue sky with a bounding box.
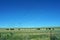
[0,0,60,28]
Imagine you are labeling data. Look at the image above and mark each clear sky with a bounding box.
[0,0,60,28]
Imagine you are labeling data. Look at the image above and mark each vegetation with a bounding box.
[0,28,60,40]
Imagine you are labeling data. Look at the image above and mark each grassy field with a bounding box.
[0,27,60,40]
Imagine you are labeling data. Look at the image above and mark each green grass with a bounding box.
[0,28,60,40]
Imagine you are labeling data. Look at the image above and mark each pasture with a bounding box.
[0,27,60,40]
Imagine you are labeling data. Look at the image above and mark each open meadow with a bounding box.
[0,27,60,40]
